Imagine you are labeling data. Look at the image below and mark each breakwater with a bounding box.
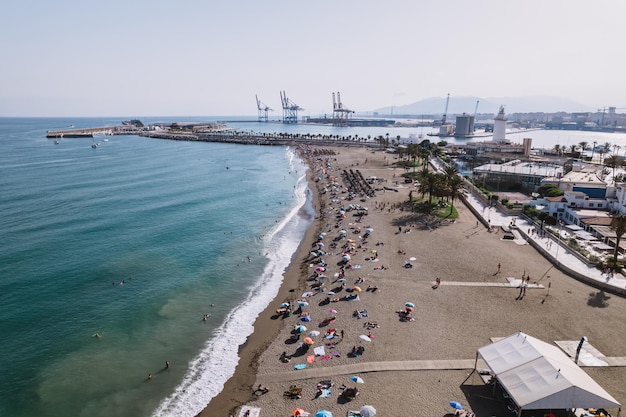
[142,131,373,147]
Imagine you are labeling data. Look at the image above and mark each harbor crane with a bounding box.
[441,93,451,125]
[332,92,355,126]
[255,95,273,122]
[280,91,303,124]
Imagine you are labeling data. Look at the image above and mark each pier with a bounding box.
[46,126,140,138]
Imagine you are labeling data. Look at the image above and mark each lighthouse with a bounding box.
[493,105,507,143]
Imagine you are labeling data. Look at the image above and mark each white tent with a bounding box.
[477,332,620,414]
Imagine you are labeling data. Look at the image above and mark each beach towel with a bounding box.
[352,265,362,269]
[294,363,307,370]
[307,355,315,363]
[238,406,261,417]
[320,355,331,361]
[313,346,326,356]
[319,388,332,398]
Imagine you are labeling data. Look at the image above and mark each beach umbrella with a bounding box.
[316,267,326,272]
[350,376,365,384]
[303,337,314,345]
[292,408,306,416]
[339,229,347,235]
[449,401,464,410]
[359,405,377,417]
[299,301,309,307]
[405,302,415,308]
[315,411,333,417]
[308,330,321,337]
[353,286,362,292]
[329,309,337,313]
[295,325,307,333]
[359,335,372,342]
[336,278,346,283]
[300,316,311,322]
[342,254,351,261]
[317,242,324,248]
[409,257,417,261]
[280,302,290,308]
[365,227,374,234]
[317,234,325,240]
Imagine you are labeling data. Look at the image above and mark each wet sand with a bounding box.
[199,146,626,417]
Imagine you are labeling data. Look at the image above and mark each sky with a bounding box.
[1,0,625,117]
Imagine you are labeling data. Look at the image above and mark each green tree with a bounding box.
[604,154,621,184]
[610,214,626,260]
[444,167,464,215]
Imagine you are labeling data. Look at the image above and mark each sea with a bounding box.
[3,116,626,417]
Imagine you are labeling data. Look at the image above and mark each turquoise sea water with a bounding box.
[0,118,312,417]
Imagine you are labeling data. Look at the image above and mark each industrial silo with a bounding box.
[455,113,475,137]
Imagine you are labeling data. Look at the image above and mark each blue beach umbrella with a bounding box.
[449,401,464,410]
[300,316,311,322]
[295,325,307,333]
[315,411,333,417]
[350,375,364,384]
[405,302,415,308]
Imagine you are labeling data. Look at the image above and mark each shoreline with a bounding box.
[198,147,327,417]
[198,145,626,417]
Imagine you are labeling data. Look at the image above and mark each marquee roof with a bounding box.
[477,332,620,411]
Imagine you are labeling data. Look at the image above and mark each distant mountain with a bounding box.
[372,95,596,116]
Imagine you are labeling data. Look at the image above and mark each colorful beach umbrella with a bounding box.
[303,337,314,345]
[405,302,415,308]
[315,411,333,417]
[300,316,311,322]
[292,408,306,416]
[353,286,362,292]
[329,309,337,313]
[359,405,377,417]
[350,376,364,384]
[280,302,290,308]
[295,325,307,333]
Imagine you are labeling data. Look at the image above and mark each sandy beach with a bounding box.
[200,146,626,417]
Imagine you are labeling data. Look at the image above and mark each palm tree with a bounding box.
[444,166,463,215]
[579,141,588,159]
[610,214,626,260]
[590,141,597,162]
[613,144,621,156]
[604,155,622,184]
[417,167,437,205]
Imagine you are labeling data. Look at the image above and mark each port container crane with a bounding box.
[441,93,450,125]
[332,92,355,126]
[255,95,273,122]
[280,91,303,124]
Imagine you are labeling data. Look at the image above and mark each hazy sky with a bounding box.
[2,0,625,117]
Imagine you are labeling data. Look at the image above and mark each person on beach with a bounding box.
[165,361,170,369]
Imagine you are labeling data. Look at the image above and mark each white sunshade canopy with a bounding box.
[565,224,584,231]
[477,332,620,411]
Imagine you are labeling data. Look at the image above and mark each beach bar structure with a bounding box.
[475,332,620,417]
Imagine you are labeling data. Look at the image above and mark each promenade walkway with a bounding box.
[428,157,626,295]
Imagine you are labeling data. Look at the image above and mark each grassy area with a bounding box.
[411,196,459,220]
